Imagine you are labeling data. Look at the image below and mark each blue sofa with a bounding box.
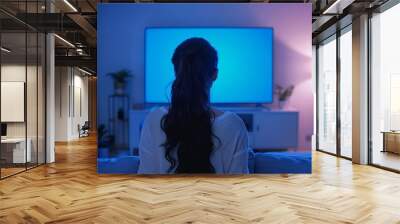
[98,150,311,174]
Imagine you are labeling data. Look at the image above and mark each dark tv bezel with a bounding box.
[144,26,274,105]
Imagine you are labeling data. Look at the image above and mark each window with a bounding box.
[316,25,353,159]
[339,28,352,158]
[370,2,400,171]
[317,36,337,154]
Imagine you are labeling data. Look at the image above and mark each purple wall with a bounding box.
[98,3,313,150]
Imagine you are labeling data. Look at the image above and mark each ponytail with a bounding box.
[161,38,218,173]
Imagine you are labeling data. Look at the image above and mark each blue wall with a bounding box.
[97,3,313,150]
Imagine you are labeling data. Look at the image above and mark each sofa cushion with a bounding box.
[97,156,140,174]
[97,151,311,174]
[254,152,311,174]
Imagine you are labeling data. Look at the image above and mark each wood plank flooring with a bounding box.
[0,167,26,178]
[0,136,400,224]
[372,150,400,171]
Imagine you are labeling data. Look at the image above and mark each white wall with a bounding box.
[1,65,26,132]
[55,67,69,141]
[1,63,46,164]
[72,73,89,138]
[55,67,89,141]
[1,65,38,137]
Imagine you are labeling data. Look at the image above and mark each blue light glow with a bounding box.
[145,28,273,103]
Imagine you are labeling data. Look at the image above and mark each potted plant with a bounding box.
[108,69,132,95]
[275,85,294,109]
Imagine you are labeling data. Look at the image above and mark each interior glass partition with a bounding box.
[317,35,337,154]
[0,1,46,179]
[37,32,45,165]
[27,31,38,169]
[370,2,400,171]
[0,31,28,177]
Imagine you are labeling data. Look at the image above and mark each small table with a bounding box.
[381,131,400,154]
[1,138,31,164]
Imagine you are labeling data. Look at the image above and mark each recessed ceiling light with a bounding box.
[63,0,78,12]
[1,47,11,53]
[78,67,93,76]
[323,0,343,15]
[322,0,356,15]
[54,34,75,48]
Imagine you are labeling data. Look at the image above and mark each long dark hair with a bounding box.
[161,38,218,173]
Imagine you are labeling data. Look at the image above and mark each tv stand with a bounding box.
[217,106,270,112]
[129,107,298,151]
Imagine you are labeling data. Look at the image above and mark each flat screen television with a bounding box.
[145,27,273,104]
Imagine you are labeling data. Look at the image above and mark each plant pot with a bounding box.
[114,82,126,95]
[115,88,125,95]
[278,100,287,110]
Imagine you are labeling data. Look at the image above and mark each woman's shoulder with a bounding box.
[214,111,247,132]
[144,107,167,125]
[149,106,168,116]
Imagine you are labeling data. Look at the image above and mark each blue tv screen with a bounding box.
[145,27,273,103]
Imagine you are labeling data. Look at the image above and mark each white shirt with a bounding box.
[138,107,249,174]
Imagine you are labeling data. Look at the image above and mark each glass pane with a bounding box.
[340,29,352,158]
[371,4,400,171]
[38,33,45,165]
[26,0,40,170]
[0,1,46,178]
[318,37,337,154]
[1,31,27,177]
[27,31,38,169]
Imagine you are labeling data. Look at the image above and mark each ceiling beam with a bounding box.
[55,55,96,70]
[67,13,97,46]
[322,0,356,14]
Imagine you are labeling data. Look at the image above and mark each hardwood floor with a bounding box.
[0,167,26,178]
[1,136,400,224]
[372,150,400,171]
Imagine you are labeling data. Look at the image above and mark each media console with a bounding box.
[129,108,299,152]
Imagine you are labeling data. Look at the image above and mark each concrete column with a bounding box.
[46,33,55,163]
[352,14,369,164]
[46,0,55,163]
[55,67,72,141]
